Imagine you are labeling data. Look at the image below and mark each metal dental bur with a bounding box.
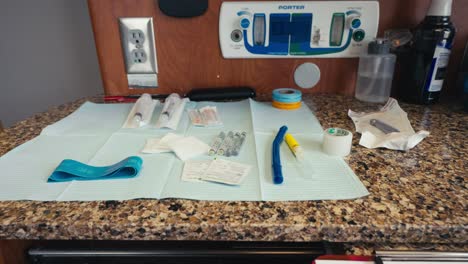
[370,119,400,134]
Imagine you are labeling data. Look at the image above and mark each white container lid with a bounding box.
[427,0,453,16]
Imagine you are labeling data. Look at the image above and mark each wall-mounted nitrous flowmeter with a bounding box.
[219,1,379,58]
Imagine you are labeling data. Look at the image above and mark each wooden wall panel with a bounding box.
[0,240,31,264]
[88,0,468,97]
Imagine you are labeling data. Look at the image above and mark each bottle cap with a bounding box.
[368,39,391,54]
[427,0,452,17]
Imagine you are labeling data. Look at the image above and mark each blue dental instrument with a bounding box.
[272,125,288,184]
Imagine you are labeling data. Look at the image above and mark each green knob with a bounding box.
[353,30,365,42]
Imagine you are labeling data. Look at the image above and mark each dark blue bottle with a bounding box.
[396,0,456,105]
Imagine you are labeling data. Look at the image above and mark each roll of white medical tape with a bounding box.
[322,128,353,156]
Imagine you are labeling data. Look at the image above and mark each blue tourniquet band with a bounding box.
[48,156,143,182]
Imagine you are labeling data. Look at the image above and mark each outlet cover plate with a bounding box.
[119,17,158,88]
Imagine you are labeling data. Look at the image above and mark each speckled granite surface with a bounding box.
[0,95,466,244]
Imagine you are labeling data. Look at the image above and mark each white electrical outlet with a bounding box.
[119,17,158,88]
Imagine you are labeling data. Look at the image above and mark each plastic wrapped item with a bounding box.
[188,109,204,126]
[229,131,247,156]
[208,131,247,157]
[217,131,234,156]
[209,132,226,156]
[155,93,189,130]
[348,98,430,151]
[199,106,222,126]
[122,93,158,128]
[188,106,223,127]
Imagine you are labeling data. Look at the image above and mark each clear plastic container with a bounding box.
[355,39,396,103]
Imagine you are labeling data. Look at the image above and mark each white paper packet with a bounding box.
[181,160,211,182]
[166,136,210,161]
[141,133,184,154]
[201,159,251,185]
[142,133,209,161]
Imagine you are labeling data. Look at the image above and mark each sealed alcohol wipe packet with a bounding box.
[188,106,222,127]
[348,98,430,151]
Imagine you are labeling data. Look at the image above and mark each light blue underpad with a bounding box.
[0,99,369,201]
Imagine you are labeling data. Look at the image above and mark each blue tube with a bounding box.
[272,126,288,184]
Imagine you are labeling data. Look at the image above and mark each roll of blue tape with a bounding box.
[272,88,302,103]
[48,156,143,182]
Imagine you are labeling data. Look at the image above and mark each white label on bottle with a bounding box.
[428,40,451,92]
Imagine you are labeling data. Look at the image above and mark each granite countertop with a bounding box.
[0,95,466,247]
